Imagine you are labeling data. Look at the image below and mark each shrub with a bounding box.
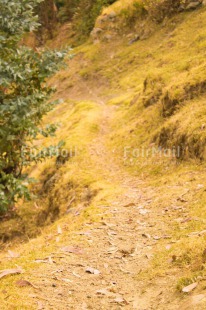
[143,0,182,22]
[0,0,67,212]
[57,0,116,40]
[119,1,147,26]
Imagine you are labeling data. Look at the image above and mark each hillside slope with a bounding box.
[1,2,206,309]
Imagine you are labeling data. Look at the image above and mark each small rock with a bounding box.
[103,34,113,41]
[185,1,202,10]
[91,28,103,39]
[98,15,108,23]
[86,267,100,275]
[93,39,100,45]
[108,11,116,20]
[197,184,204,189]
[182,282,198,293]
[129,35,140,45]
[139,209,150,215]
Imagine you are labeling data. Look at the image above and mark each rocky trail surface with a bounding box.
[22,103,195,310]
[2,70,206,309]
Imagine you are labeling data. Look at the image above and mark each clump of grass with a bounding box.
[153,98,206,160]
[119,1,147,27]
[142,74,165,107]
[0,100,103,243]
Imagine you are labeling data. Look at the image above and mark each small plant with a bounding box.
[118,1,147,27]
[57,0,116,40]
[176,277,193,292]
[143,0,182,22]
[0,0,68,212]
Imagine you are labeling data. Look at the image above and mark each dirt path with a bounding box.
[24,103,186,310]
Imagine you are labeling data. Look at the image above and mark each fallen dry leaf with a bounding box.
[72,271,81,278]
[179,294,206,310]
[85,267,100,275]
[107,230,117,236]
[48,256,54,264]
[81,302,88,310]
[112,296,129,305]
[8,250,20,258]
[28,294,38,298]
[188,230,206,237]
[139,209,150,215]
[162,235,172,239]
[137,220,147,226]
[61,246,83,255]
[119,246,134,256]
[77,231,91,236]
[57,225,62,234]
[37,301,44,310]
[192,294,206,304]
[181,218,192,223]
[0,268,24,279]
[182,282,198,293]
[119,266,132,274]
[16,279,32,287]
[51,268,64,275]
[34,258,49,264]
[142,233,151,239]
[96,289,113,296]
[16,279,39,289]
[123,203,136,208]
[107,246,118,254]
[61,278,73,283]
[145,254,153,260]
[153,236,161,240]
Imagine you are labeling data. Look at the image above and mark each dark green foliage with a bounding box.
[56,0,81,23]
[74,0,116,39]
[37,0,58,42]
[56,0,116,40]
[0,0,67,212]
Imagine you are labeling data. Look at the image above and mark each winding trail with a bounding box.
[26,101,185,310]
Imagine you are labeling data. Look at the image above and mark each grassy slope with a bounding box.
[1,2,206,307]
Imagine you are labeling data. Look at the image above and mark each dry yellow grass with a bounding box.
[1,2,206,308]
[102,0,143,14]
